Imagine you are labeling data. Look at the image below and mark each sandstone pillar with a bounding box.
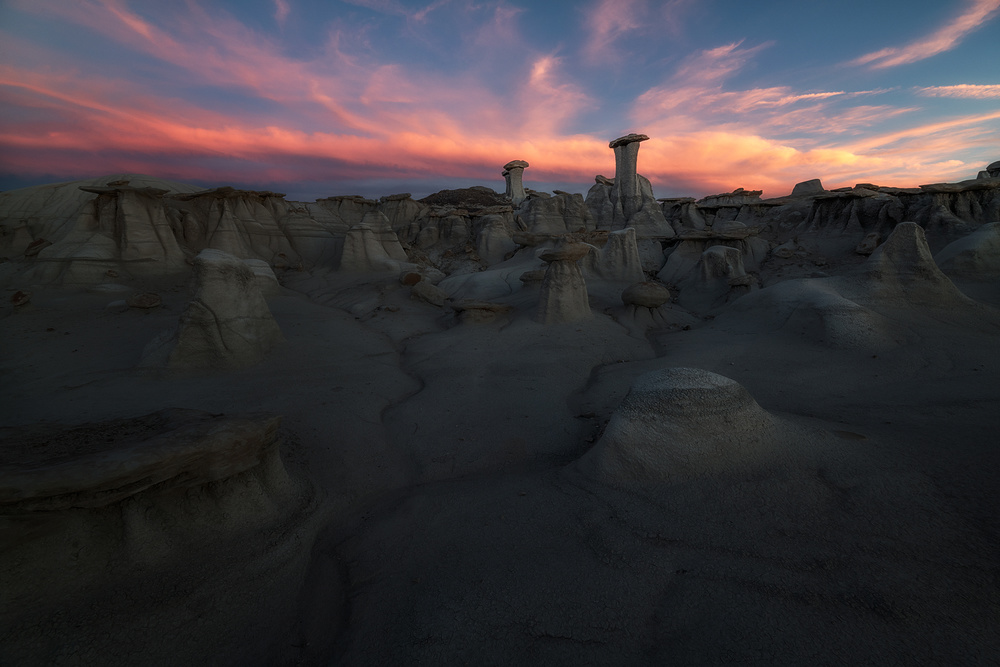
[503,160,529,207]
[536,242,592,324]
[609,133,649,224]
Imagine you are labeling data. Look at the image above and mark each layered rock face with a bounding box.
[141,249,284,371]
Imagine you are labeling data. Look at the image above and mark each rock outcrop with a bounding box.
[576,368,787,486]
[537,242,592,324]
[934,221,1000,279]
[503,160,529,207]
[140,249,283,371]
[582,227,645,283]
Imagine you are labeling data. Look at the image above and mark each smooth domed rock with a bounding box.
[576,368,780,485]
[622,282,670,308]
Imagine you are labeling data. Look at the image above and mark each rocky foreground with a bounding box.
[1,149,999,664]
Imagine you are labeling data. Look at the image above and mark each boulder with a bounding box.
[790,179,825,197]
[411,280,450,307]
[622,282,670,308]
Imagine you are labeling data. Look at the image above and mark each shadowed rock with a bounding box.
[140,249,283,371]
[576,368,785,486]
[609,133,649,224]
[537,242,592,324]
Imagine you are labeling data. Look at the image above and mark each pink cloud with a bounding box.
[581,0,647,63]
[274,0,291,25]
[850,0,1000,69]
[916,84,1000,99]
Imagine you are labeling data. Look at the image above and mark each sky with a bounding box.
[1,0,998,201]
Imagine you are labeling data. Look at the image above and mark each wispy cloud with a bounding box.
[916,84,1000,99]
[341,0,449,22]
[850,0,1000,69]
[273,0,290,26]
[581,0,646,63]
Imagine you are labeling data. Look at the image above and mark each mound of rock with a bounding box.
[576,368,784,485]
[141,249,283,371]
[934,222,1000,279]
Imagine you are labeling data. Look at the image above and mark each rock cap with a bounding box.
[609,133,649,149]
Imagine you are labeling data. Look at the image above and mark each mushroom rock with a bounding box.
[575,368,789,486]
[520,191,595,235]
[622,281,671,308]
[609,133,649,224]
[537,242,592,324]
[503,160,529,207]
[586,134,674,238]
[475,214,517,265]
[935,222,1000,279]
[790,179,826,197]
[582,227,645,283]
[140,249,283,372]
[502,170,511,197]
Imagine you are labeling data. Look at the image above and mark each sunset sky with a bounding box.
[1,0,998,201]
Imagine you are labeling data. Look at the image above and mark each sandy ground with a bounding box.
[1,237,999,664]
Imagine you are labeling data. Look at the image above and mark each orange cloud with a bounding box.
[850,0,1000,69]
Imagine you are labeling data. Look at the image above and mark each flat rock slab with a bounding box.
[0,409,282,511]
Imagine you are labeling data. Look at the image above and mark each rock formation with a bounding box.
[610,133,648,224]
[503,160,529,207]
[582,227,645,283]
[576,368,788,486]
[621,281,670,308]
[934,221,1000,279]
[140,249,284,371]
[585,134,674,238]
[536,242,592,324]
